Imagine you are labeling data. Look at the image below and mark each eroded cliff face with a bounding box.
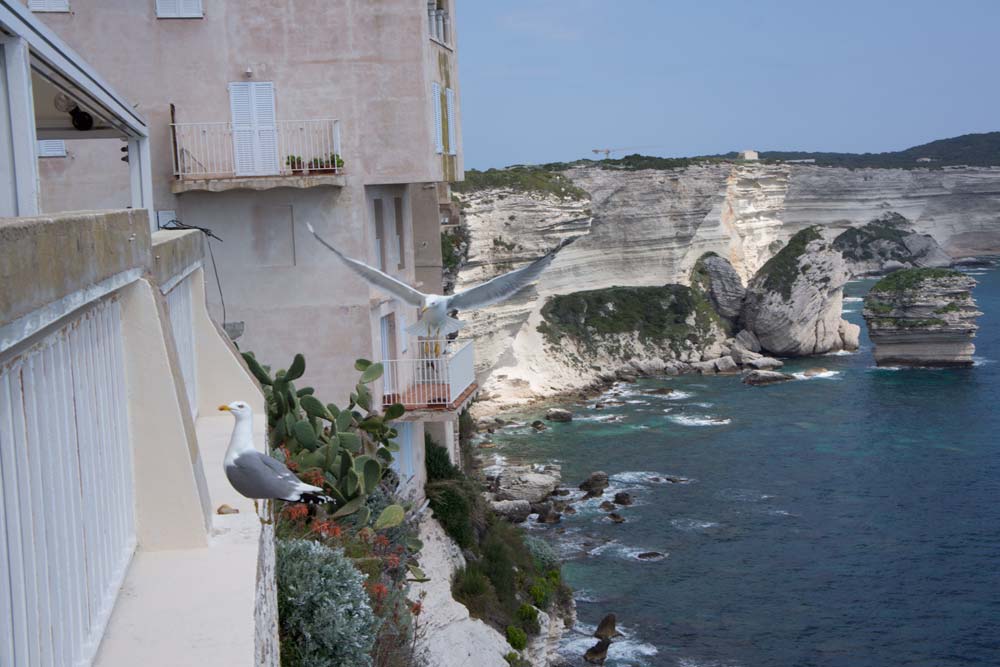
[454,163,1000,408]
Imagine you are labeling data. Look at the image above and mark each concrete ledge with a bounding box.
[151,229,204,288]
[0,209,150,329]
[171,173,346,194]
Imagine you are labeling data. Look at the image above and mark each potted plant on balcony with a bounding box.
[308,153,344,174]
[285,155,304,174]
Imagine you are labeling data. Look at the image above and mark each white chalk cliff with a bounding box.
[453,163,1000,408]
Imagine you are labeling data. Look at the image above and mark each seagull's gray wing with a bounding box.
[306,223,426,306]
[449,236,578,311]
[225,450,312,501]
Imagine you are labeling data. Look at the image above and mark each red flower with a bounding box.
[386,555,401,569]
[370,582,389,602]
[374,534,390,548]
[284,504,308,521]
[410,601,422,616]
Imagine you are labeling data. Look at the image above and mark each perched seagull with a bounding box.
[306,222,576,338]
[219,401,330,522]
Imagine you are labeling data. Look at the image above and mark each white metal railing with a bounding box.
[164,271,198,419]
[381,339,474,409]
[0,297,135,667]
[171,118,343,179]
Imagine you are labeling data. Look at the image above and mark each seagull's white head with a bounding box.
[218,400,253,420]
[421,295,448,320]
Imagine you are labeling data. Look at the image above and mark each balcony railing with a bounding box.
[382,340,476,411]
[171,118,343,179]
[427,2,451,46]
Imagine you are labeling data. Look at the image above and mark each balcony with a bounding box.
[382,340,477,414]
[170,119,344,193]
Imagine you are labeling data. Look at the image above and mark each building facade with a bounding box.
[29,0,472,491]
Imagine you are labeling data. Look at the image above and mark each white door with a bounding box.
[229,82,279,176]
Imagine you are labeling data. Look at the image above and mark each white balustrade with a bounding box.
[381,340,474,409]
[172,118,343,179]
[0,297,135,667]
[164,271,198,418]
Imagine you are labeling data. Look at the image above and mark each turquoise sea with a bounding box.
[485,264,1000,667]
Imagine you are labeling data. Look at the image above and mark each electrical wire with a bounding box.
[160,218,227,326]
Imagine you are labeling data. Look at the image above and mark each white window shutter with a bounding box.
[229,82,255,176]
[251,82,279,175]
[432,83,443,154]
[445,88,457,156]
[30,0,69,11]
[179,0,203,17]
[155,0,180,17]
[37,140,66,158]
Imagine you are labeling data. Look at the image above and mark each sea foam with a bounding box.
[668,414,731,426]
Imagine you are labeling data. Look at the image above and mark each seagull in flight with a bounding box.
[306,222,575,338]
[219,400,330,523]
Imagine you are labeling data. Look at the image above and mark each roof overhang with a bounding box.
[0,0,148,138]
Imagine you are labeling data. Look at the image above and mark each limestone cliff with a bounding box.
[740,227,859,356]
[862,269,981,366]
[453,162,1000,406]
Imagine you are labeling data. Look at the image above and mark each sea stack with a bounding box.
[863,268,981,366]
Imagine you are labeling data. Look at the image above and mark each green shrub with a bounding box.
[505,652,531,667]
[425,436,460,481]
[426,479,482,549]
[870,267,964,293]
[453,564,504,622]
[516,603,541,635]
[276,539,381,667]
[523,536,559,572]
[753,226,823,301]
[506,625,528,650]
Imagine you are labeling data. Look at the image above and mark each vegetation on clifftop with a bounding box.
[753,226,823,301]
[870,268,964,293]
[453,166,588,199]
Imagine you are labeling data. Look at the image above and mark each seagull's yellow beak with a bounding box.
[420,306,428,315]
[218,404,231,412]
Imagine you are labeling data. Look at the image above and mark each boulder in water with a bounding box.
[546,408,573,422]
[637,551,665,560]
[599,500,616,512]
[584,638,611,664]
[531,420,547,431]
[579,471,610,498]
[743,370,795,386]
[608,512,626,524]
[802,367,829,377]
[613,491,633,506]
[594,613,623,640]
[489,499,531,523]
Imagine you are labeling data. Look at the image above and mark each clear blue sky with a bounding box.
[456,0,1000,170]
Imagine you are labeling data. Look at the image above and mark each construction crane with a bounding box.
[591,145,668,160]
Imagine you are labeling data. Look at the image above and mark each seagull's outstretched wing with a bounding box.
[307,223,426,306]
[450,236,578,311]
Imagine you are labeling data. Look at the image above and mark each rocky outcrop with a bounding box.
[691,252,746,323]
[863,268,981,366]
[740,227,860,356]
[579,471,610,499]
[493,465,561,504]
[833,212,953,276]
[545,408,573,422]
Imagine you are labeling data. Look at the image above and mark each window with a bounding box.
[445,88,457,156]
[28,0,69,12]
[427,1,451,45]
[37,140,66,158]
[431,82,443,154]
[156,0,203,18]
[394,197,405,270]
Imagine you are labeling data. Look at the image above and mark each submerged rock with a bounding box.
[607,512,626,524]
[546,408,573,422]
[833,212,952,276]
[743,370,795,386]
[741,226,859,356]
[531,419,547,431]
[579,471,610,498]
[646,387,675,395]
[636,551,665,560]
[802,367,829,377]
[863,268,981,366]
[599,500,616,512]
[613,492,633,506]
